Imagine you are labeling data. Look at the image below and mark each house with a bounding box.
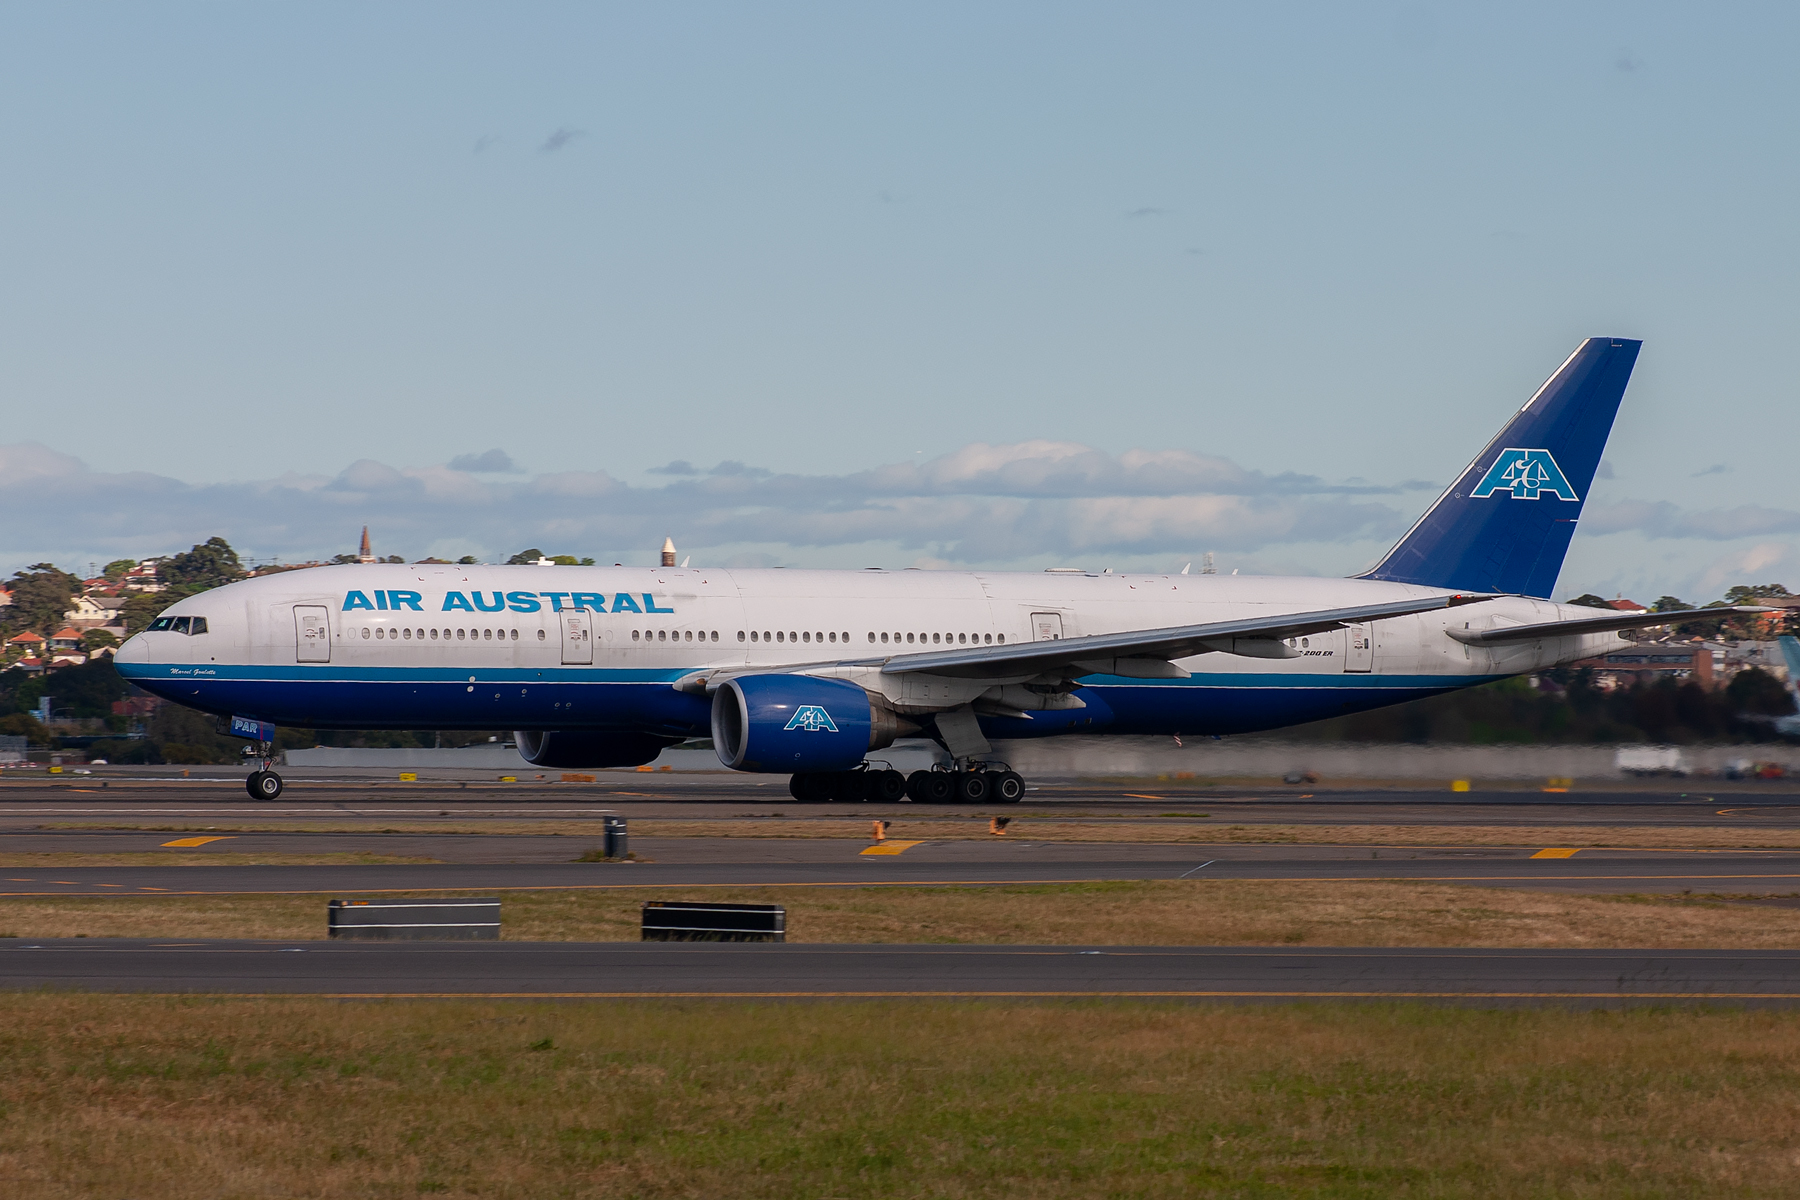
[49,628,84,652]
[1570,639,1714,688]
[63,594,128,629]
[6,631,45,653]
[1605,598,1649,613]
[0,586,11,609]
[6,656,44,674]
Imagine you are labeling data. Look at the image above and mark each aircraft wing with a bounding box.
[1447,605,1771,646]
[878,594,1491,680]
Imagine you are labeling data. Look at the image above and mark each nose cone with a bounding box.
[114,633,150,666]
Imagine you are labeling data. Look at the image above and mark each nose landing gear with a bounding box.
[244,736,282,799]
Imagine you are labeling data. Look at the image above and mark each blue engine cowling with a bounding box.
[514,730,677,769]
[711,675,899,772]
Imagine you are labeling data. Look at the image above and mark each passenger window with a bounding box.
[711,631,719,642]
[802,632,810,643]
[764,631,771,642]
[843,632,849,643]
[172,617,191,634]
[483,629,492,640]
[775,631,784,643]
[656,630,665,641]
[377,627,385,639]
[361,628,370,639]
[738,631,746,642]
[906,633,914,643]
[457,629,466,640]
[984,634,992,644]
[749,631,757,642]
[997,634,1004,643]
[879,633,887,643]
[932,633,940,644]
[633,630,641,641]
[957,633,966,644]
[790,631,797,642]
[685,631,693,641]
[148,617,174,631]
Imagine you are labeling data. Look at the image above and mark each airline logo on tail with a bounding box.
[1469,449,1580,501]
[784,705,839,733]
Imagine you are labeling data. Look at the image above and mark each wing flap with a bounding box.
[881,593,1491,680]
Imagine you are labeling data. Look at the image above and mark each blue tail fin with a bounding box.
[1361,337,1641,598]
[1779,636,1800,683]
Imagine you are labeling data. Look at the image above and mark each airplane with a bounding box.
[114,337,1767,801]
[1776,636,1800,737]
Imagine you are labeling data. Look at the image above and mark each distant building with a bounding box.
[1570,639,1713,688]
[63,594,127,630]
[357,526,377,564]
[661,537,677,567]
[49,628,83,651]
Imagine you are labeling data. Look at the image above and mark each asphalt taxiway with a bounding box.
[5,939,1799,1005]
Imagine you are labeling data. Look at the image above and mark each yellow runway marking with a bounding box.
[160,836,236,848]
[1531,848,1581,859]
[859,841,923,856]
[96,883,122,887]
[1122,794,1165,800]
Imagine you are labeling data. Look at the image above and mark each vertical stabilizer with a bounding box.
[1361,337,1640,597]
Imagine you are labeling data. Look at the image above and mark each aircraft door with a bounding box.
[1344,623,1374,673]
[561,610,593,665]
[1031,612,1064,641]
[295,606,331,663]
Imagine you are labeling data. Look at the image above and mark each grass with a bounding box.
[3,880,1799,947]
[47,816,1800,848]
[1,996,1799,1197]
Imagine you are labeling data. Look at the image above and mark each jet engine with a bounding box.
[513,730,677,769]
[711,674,911,772]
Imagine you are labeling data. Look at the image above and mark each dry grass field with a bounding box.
[1,996,1798,1198]
[2,879,1796,947]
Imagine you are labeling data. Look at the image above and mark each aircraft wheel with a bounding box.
[788,773,834,803]
[910,771,955,804]
[866,769,908,803]
[248,771,283,800]
[993,771,1025,803]
[955,770,990,804]
[828,771,866,802]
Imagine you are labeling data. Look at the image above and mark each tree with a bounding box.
[457,556,478,565]
[507,549,547,565]
[102,559,136,581]
[0,712,49,745]
[161,537,244,592]
[121,591,174,634]
[1566,594,1611,610]
[1651,596,1689,612]
[81,629,118,652]
[1726,583,1793,603]
[4,564,81,636]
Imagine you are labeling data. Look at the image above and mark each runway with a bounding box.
[4,844,1800,895]
[6,939,1800,1004]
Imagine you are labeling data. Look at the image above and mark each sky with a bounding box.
[1,2,1796,603]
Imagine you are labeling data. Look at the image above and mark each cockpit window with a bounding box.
[171,617,191,634]
[189,617,208,635]
[148,617,175,632]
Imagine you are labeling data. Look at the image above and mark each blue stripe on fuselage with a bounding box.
[116,661,1499,737]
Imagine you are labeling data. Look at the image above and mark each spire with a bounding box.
[357,526,376,564]
[660,537,677,567]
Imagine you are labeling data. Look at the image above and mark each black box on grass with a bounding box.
[641,901,785,942]
[328,898,501,940]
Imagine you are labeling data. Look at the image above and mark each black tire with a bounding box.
[956,771,990,804]
[994,771,1025,803]
[866,769,908,803]
[245,771,264,799]
[250,771,283,800]
[914,771,956,804]
[827,771,865,803]
[789,773,833,803]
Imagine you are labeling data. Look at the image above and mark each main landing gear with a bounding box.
[787,764,1024,804]
[245,738,282,799]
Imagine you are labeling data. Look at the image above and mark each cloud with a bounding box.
[1126,207,1166,218]
[0,439,1422,573]
[1690,463,1728,477]
[1581,499,1800,540]
[7,441,1784,579]
[448,449,520,474]
[1596,458,1615,480]
[540,128,584,153]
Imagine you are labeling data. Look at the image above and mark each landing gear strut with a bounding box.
[245,737,282,799]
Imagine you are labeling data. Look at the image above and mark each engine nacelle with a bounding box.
[711,675,902,772]
[514,730,676,769]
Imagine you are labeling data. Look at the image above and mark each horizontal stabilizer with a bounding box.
[1447,606,1771,646]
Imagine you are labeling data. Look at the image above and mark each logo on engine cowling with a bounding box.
[784,705,839,733]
